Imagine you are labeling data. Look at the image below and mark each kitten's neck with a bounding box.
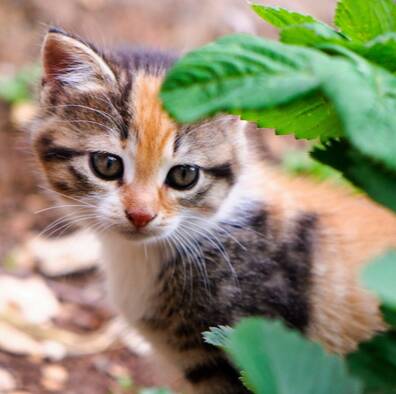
[99,233,167,322]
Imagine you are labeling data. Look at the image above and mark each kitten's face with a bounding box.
[32,30,247,243]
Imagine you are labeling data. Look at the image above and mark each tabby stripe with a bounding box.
[42,147,84,162]
[204,163,234,184]
[179,184,213,207]
[68,166,94,192]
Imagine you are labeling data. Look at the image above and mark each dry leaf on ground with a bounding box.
[0,275,60,324]
[21,230,100,277]
[0,367,17,391]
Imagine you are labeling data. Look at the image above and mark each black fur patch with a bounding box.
[204,163,234,184]
[142,204,317,392]
[68,166,94,193]
[42,146,84,162]
[115,47,178,76]
[185,357,241,385]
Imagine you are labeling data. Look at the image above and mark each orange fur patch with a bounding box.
[131,72,177,182]
[249,163,396,353]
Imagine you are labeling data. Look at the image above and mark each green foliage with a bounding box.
[162,0,396,392]
[204,319,363,394]
[280,22,346,46]
[161,0,396,211]
[282,149,345,182]
[202,325,232,348]
[162,34,396,172]
[0,64,40,105]
[253,92,342,140]
[312,140,396,212]
[203,252,396,394]
[335,0,396,42]
[362,251,396,311]
[347,251,396,394]
[356,33,396,72]
[252,5,317,28]
[161,34,325,125]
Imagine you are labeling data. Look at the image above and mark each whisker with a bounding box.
[34,204,90,214]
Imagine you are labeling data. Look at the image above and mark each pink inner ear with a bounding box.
[43,37,79,83]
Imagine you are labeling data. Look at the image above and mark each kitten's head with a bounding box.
[32,29,249,243]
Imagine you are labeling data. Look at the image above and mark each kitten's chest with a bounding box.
[100,236,165,324]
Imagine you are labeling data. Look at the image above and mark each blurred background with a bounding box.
[0,1,336,393]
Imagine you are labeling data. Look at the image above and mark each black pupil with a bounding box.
[167,165,199,190]
[91,152,123,180]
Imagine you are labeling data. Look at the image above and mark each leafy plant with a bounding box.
[162,0,396,393]
[281,149,345,182]
[205,319,363,394]
[203,251,396,394]
[161,0,396,213]
[0,64,40,105]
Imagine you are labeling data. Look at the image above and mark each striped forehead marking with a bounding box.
[131,72,177,181]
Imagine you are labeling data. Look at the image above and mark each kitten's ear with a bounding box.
[41,28,116,91]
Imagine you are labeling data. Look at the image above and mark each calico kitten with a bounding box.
[32,29,396,394]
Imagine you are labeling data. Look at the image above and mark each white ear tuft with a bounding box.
[42,29,116,91]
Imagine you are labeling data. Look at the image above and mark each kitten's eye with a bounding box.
[90,152,124,181]
[166,165,200,190]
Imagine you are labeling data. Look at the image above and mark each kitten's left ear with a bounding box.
[41,28,116,91]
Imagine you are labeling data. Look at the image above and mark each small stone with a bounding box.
[0,321,42,356]
[42,340,67,361]
[108,363,130,379]
[41,365,68,392]
[10,102,37,128]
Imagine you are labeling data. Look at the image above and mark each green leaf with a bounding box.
[348,332,396,394]
[0,64,40,104]
[346,251,396,393]
[242,92,342,140]
[335,0,396,42]
[202,325,232,348]
[161,34,324,124]
[162,36,396,171]
[309,46,396,172]
[252,5,317,29]
[381,305,396,327]
[362,251,396,311]
[280,22,346,46]
[282,150,346,183]
[357,33,396,72]
[226,318,363,394]
[312,140,396,212]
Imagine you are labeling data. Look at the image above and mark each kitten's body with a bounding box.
[32,30,396,394]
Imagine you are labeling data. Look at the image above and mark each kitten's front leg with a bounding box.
[167,349,249,394]
[184,358,249,394]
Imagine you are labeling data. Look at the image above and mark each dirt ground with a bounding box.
[0,1,336,393]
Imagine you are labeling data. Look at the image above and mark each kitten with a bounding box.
[32,29,396,394]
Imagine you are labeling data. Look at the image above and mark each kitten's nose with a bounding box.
[125,209,156,229]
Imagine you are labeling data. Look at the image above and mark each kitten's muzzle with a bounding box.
[125,209,157,229]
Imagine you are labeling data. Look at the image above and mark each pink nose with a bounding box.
[125,209,156,228]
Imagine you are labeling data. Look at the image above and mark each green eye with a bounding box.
[166,165,200,190]
[90,152,124,180]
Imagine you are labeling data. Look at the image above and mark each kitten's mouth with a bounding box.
[117,226,164,241]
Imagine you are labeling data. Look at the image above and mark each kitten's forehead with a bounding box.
[129,72,177,181]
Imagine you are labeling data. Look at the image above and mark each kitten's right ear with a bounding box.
[41,28,116,91]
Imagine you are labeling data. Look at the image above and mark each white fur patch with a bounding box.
[99,233,164,324]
